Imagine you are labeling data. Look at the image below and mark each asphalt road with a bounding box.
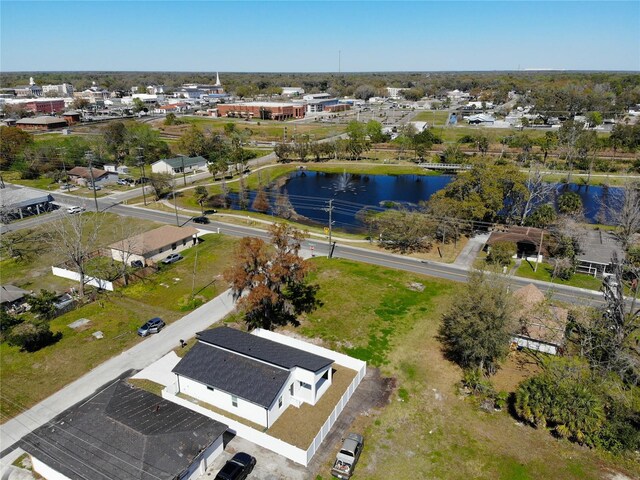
[35,188,606,308]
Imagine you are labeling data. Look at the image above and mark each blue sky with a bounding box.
[1,1,638,72]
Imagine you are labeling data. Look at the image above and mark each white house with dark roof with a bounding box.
[172,327,334,428]
[151,155,208,176]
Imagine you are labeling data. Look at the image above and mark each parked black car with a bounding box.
[214,452,256,480]
[131,260,144,268]
[192,216,210,224]
[137,317,165,337]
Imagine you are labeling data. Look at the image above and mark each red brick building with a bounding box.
[16,116,68,131]
[24,99,66,114]
[217,102,305,120]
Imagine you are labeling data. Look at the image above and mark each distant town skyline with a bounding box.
[1,1,638,73]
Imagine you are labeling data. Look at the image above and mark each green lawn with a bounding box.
[0,229,239,421]
[515,261,603,291]
[413,110,452,125]
[299,258,638,480]
[165,117,346,142]
[0,213,159,292]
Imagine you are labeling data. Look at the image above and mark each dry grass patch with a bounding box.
[268,365,358,449]
[176,392,266,431]
[126,378,165,397]
[491,350,543,393]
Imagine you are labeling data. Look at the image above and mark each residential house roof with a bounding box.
[577,229,624,265]
[67,166,108,181]
[196,326,334,372]
[109,225,198,256]
[0,185,53,209]
[513,284,568,347]
[153,156,207,169]
[19,380,227,480]
[0,284,30,304]
[173,341,291,408]
[486,226,549,255]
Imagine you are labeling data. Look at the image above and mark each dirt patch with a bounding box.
[491,350,542,393]
[306,368,395,477]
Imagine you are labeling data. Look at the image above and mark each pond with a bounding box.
[229,171,622,232]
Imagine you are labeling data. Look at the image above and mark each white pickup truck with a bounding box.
[330,433,364,479]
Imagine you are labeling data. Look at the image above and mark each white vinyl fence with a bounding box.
[163,329,367,466]
[51,266,114,291]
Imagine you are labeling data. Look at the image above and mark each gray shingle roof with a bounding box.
[172,341,290,408]
[0,284,29,304]
[20,380,227,480]
[197,327,333,372]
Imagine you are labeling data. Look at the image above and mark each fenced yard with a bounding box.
[162,328,367,466]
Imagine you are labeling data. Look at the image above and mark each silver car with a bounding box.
[137,317,165,337]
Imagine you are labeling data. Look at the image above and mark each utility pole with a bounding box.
[137,147,147,206]
[534,228,544,272]
[85,152,99,212]
[172,178,180,226]
[324,199,334,257]
[180,156,187,186]
[57,147,68,187]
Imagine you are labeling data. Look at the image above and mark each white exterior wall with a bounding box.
[151,160,173,175]
[30,456,73,480]
[181,434,224,480]
[111,236,195,266]
[513,336,558,355]
[178,375,270,427]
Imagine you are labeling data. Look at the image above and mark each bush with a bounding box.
[552,257,575,280]
[7,321,62,352]
[487,241,516,267]
[515,358,605,446]
[462,368,495,395]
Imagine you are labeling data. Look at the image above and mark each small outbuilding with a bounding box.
[0,284,30,313]
[511,284,568,355]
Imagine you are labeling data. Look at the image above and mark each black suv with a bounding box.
[192,216,210,224]
[214,452,256,480]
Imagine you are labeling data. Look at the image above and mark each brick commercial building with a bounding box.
[25,98,66,114]
[217,102,305,120]
[16,116,68,131]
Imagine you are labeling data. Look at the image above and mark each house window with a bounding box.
[300,381,311,390]
[278,396,283,408]
[207,386,214,391]
[231,395,238,407]
[289,384,294,395]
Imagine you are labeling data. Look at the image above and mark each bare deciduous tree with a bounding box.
[607,182,640,253]
[45,212,104,297]
[520,163,556,226]
[110,217,145,286]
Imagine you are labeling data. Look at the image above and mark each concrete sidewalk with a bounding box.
[0,289,236,463]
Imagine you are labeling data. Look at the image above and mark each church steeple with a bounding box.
[215,72,221,86]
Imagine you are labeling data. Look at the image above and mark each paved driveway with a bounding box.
[202,435,309,480]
